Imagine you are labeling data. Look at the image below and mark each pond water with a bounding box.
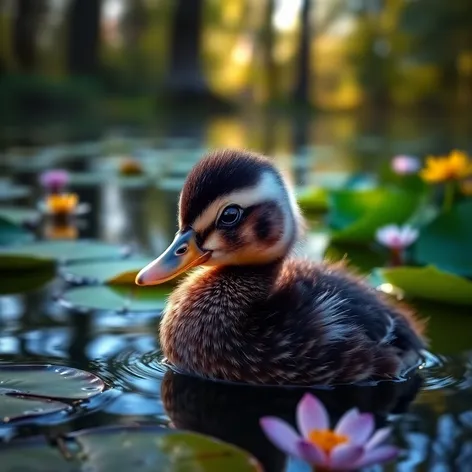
[1,112,472,471]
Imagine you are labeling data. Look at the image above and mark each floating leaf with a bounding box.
[296,187,328,215]
[72,426,261,471]
[0,394,70,425]
[60,285,170,312]
[409,300,472,354]
[414,200,472,276]
[324,242,388,274]
[0,216,34,246]
[0,439,76,471]
[0,206,39,225]
[0,427,260,471]
[0,266,56,295]
[61,258,152,285]
[380,266,472,306]
[0,253,56,271]
[0,180,30,202]
[0,240,130,264]
[328,189,422,243]
[0,364,105,400]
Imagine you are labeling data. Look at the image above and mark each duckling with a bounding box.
[136,149,426,386]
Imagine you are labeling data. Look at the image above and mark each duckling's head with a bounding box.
[136,149,303,285]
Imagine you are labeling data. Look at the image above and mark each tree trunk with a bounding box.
[13,0,44,73]
[67,0,101,76]
[292,0,312,105]
[165,0,227,109]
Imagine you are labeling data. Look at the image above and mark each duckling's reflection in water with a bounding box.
[161,369,423,472]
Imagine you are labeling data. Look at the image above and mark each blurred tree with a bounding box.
[399,0,472,104]
[13,0,46,73]
[165,0,227,108]
[292,0,312,105]
[67,0,101,76]
[261,0,276,102]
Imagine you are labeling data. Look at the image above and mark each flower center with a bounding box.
[46,194,78,214]
[308,429,349,455]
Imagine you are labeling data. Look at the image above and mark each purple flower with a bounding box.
[260,393,399,471]
[391,155,420,175]
[39,169,69,193]
[375,224,419,251]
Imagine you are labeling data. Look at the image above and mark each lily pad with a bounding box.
[72,426,261,471]
[0,240,130,264]
[0,364,105,400]
[328,189,422,243]
[0,206,39,225]
[0,180,30,201]
[0,265,56,295]
[414,201,472,276]
[296,187,328,215]
[324,242,387,274]
[0,394,70,425]
[380,266,472,306]
[0,216,34,246]
[59,285,171,312]
[61,258,153,285]
[0,427,260,471]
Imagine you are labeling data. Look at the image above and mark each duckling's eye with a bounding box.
[217,205,242,228]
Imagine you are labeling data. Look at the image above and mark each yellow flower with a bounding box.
[46,193,78,215]
[44,223,78,240]
[420,150,472,183]
[119,158,143,176]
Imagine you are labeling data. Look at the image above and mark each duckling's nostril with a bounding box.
[175,244,188,256]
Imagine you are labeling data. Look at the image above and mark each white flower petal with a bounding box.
[260,417,301,457]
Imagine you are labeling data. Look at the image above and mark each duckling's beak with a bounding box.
[135,229,211,286]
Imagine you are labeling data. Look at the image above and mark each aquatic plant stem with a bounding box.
[443,181,454,212]
[389,248,403,267]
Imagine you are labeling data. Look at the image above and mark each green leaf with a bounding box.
[60,285,171,312]
[414,200,472,276]
[296,187,328,215]
[61,258,154,285]
[380,266,472,306]
[0,395,70,425]
[0,267,56,295]
[0,364,105,401]
[0,206,39,225]
[0,427,260,472]
[73,427,261,471]
[0,240,129,264]
[0,216,34,246]
[328,189,422,243]
[324,242,388,274]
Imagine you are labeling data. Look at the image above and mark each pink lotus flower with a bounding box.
[375,224,419,251]
[391,155,420,175]
[260,394,399,471]
[39,169,69,193]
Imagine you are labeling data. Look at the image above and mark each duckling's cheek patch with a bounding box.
[253,203,284,244]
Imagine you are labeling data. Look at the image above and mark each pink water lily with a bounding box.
[260,394,399,471]
[39,169,70,193]
[375,224,419,251]
[391,155,420,175]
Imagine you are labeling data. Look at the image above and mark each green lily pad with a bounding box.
[0,206,39,225]
[0,427,260,472]
[60,285,171,312]
[0,216,34,246]
[296,187,329,215]
[0,265,56,295]
[0,364,105,400]
[328,189,422,243]
[324,242,388,274]
[0,240,129,264]
[69,171,154,188]
[414,200,472,276]
[380,266,472,306]
[72,426,261,471]
[0,439,76,472]
[0,181,30,201]
[61,258,154,285]
[0,394,70,425]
